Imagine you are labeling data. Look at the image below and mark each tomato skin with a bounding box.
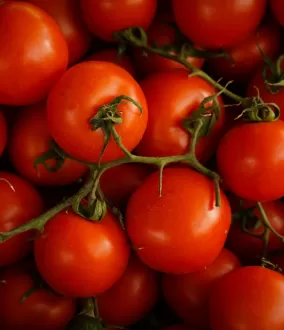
[0,111,7,157]
[163,248,241,329]
[126,168,231,274]
[0,172,44,267]
[209,266,284,330]
[47,61,148,163]
[270,0,284,26]
[34,210,130,297]
[97,253,160,326]
[136,70,225,163]
[217,121,284,202]
[0,2,68,106]
[173,0,266,50]
[80,0,157,42]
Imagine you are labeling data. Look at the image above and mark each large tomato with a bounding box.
[172,0,266,49]
[0,111,7,157]
[80,0,157,42]
[97,253,159,326]
[8,103,87,187]
[217,121,284,201]
[163,249,241,329]
[34,210,130,297]
[126,168,231,274]
[270,0,284,26]
[135,70,225,163]
[209,266,284,330]
[47,61,148,163]
[0,172,44,267]
[0,1,68,106]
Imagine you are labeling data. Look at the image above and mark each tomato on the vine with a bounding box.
[270,0,284,26]
[0,111,7,157]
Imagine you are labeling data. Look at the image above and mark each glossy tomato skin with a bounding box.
[270,0,284,26]
[97,253,160,326]
[47,61,148,163]
[172,0,266,49]
[217,121,284,201]
[80,0,157,42]
[34,210,130,297]
[8,103,87,187]
[136,70,225,163]
[0,111,7,156]
[163,248,241,329]
[0,2,68,106]
[0,172,44,267]
[209,266,284,330]
[126,168,231,274]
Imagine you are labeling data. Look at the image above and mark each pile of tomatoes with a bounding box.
[1,0,284,329]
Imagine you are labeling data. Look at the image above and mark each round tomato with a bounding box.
[126,168,231,274]
[172,0,266,49]
[270,0,284,26]
[163,248,240,329]
[0,172,44,267]
[135,70,225,164]
[80,0,157,42]
[47,61,148,163]
[209,266,284,330]
[217,121,284,201]
[8,103,87,187]
[34,210,130,297]
[0,1,68,106]
[97,253,159,326]
[0,111,7,157]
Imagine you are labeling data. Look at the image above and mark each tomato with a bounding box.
[126,168,231,274]
[34,210,130,297]
[24,0,92,66]
[97,253,159,326]
[0,2,68,106]
[209,266,284,330]
[0,172,44,267]
[80,0,157,42]
[47,61,148,163]
[133,22,204,78]
[8,103,87,187]
[207,20,281,84]
[0,267,76,330]
[217,121,284,201]
[163,248,240,329]
[270,0,284,26]
[172,0,266,49]
[135,70,225,164]
[0,111,7,157]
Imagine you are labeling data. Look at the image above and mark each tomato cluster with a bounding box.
[1,1,284,330]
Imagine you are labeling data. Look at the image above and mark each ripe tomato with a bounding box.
[97,253,159,326]
[0,111,7,157]
[270,0,284,26]
[8,103,87,187]
[34,210,130,297]
[126,168,231,274]
[209,266,284,330]
[172,0,266,49]
[135,70,225,163]
[0,172,44,267]
[163,248,240,329]
[0,1,68,106]
[47,61,148,163]
[0,267,76,330]
[217,121,284,201]
[80,0,157,42]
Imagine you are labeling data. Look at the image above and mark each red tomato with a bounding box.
[172,0,266,49]
[163,249,240,329]
[8,103,87,187]
[80,0,157,42]
[0,111,7,157]
[47,61,148,163]
[209,266,284,330]
[126,168,231,274]
[0,172,44,267]
[34,210,130,297]
[270,0,284,26]
[0,2,68,106]
[24,0,92,66]
[135,70,225,164]
[97,253,160,326]
[0,267,76,330]
[217,121,284,201]
[207,21,281,83]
